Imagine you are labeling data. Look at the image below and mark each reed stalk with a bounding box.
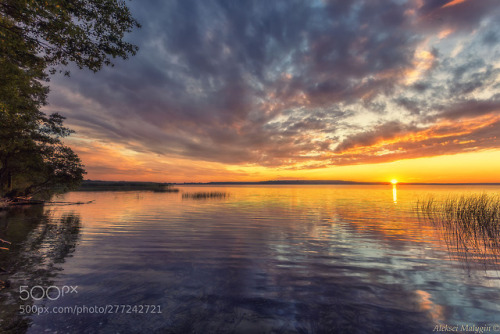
[182,191,229,199]
[416,193,500,269]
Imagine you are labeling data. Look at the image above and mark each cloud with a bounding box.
[321,115,500,167]
[335,121,420,153]
[435,100,500,120]
[44,0,500,175]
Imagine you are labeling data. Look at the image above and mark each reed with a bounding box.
[153,187,179,193]
[182,191,229,199]
[417,193,500,233]
[416,193,500,268]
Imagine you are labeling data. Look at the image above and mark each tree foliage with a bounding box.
[0,0,140,198]
[0,0,140,73]
[0,109,86,197]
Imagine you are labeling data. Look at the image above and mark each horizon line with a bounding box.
[83,180,500,186]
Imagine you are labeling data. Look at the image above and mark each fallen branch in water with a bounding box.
[0,238,10,251]
[45,200,95,206]
[1,197,45,206]
[0,198,95,210]
[0,238,11,245]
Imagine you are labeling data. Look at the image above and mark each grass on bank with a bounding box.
[416,193,500,266]
[77,181,179,192]
[182,191,229,200]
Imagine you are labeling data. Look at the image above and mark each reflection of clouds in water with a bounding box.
[415,290,445,324]
[5,187,500,332]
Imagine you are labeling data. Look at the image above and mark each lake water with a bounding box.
[1,185,500,333]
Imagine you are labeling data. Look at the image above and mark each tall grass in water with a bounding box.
[417,193,500,269]
[153,186,179,193]
[182,192,229,200]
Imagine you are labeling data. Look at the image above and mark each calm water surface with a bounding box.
[1,185,500,333]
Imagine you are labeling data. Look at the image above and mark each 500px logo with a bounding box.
[19,285,78,301]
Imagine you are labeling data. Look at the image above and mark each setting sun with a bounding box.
[391,179,398,185]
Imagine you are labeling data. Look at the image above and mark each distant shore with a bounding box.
[79,180,500,187]
[176,180,500,186]
[77,180,179,192]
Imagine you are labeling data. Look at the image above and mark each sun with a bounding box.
[391,179,398,185]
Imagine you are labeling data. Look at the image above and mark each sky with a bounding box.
[43,0,500,183]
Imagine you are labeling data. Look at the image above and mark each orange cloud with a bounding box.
[66,138,256,183]
[325,113,500,169]
[442,0,467,9]
[438,28,455,39]
[343,115,498,154]
[405,49,435,85]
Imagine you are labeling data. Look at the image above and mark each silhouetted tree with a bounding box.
[0,0,140,197]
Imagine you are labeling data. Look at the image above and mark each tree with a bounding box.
[0,0,140,198]
[0,0,140,73]
[0,33,50,196]
[0,110,86,197]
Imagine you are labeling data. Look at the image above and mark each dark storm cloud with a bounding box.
[46,0,500,168]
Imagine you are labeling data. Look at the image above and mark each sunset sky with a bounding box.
[43,0,500,183]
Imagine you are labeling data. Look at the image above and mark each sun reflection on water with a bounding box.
[393,184,397,204]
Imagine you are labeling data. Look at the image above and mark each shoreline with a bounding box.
[0,198,45,211]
